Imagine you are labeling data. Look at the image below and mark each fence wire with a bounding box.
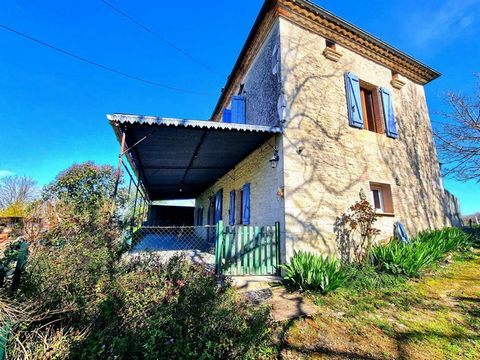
[127,226,217,268]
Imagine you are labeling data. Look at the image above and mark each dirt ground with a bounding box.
[274,251,480,359]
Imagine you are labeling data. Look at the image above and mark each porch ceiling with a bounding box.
[108,114,281,200]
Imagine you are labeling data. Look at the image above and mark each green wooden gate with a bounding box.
[215,221,280,276]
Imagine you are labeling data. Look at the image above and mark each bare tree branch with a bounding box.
[434,74,480,182]
[0,175,38,209]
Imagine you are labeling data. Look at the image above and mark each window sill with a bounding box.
[376,212,395,217]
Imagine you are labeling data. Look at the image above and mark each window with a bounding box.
[207,196,215,225]
[229,190,235,225]
[344,72,397,137]
[370,186,384,211]
[195,207,203,226]
[325,39,336,49]
[360,82,384,134]
[369,182,394,214]
[235,189,243,225]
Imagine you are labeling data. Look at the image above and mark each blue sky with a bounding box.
[0,0,479,214]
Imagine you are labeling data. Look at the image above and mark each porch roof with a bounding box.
[108,114,281,200]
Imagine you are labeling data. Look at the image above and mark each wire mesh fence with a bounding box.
[127,226,217,268]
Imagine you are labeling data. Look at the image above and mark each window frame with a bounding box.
[359,80,385,134]
[234,189,243,225]
[369,182,394,215]
[370,186,384,212]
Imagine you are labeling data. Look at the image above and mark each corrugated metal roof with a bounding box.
[107,113,281,133]
[108,113,280,200]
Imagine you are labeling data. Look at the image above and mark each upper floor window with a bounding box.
[344,72,399,139]
[359,82,384,134]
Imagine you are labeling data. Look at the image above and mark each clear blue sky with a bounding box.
[0,0,478,214]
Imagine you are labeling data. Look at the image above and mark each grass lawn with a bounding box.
[272,250,480,359]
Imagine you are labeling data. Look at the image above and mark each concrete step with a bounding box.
[229,275,282,291]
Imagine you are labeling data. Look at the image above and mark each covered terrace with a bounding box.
[109,114,282,275]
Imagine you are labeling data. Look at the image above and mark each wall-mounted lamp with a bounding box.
[269,149,279,169]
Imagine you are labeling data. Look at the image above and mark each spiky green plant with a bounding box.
[280,251,346,293]
[370,228,470,277]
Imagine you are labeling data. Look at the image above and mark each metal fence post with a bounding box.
[275,221,281,276]
[130,185,139,234]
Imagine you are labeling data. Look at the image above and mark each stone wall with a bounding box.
[216,21,282,127]
[278,18,450,260]
[195,135,285,233]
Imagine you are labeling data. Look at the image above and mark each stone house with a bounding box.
[109,0,458,272]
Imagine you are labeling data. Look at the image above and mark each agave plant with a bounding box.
[280,251,346,294]
[370,227,470,277]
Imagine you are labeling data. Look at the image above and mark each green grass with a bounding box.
[278,250,480,360]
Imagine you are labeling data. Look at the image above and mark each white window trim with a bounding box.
[370,187,384,213]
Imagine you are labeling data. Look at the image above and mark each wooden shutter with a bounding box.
[222,108,232,123]
[344,72,364,129]
[215,190,223,224]
[242,183,250,225]
[231,95,246,124]
[380,87,398,138]
[229,190,235,225]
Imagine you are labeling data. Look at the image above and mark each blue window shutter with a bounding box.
[215,190,223,223]
[229,190,235,225]
[380,87,398,139]
[222,108,232,123]
[231,95,246,124]
[344,72,364,129]
[242,183,250,225]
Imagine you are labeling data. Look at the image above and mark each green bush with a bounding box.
[281,251,346,293]
[12,255,271,359]
[8,163,271,359]
[370,228,470,277]
[71,256,271,359]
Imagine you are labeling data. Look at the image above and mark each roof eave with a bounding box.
[211,0,441,120]
[293,0,441,80]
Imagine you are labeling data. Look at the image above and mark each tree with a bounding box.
[42,161,122,244]
[0,176,38,217]
[435,75,480,182]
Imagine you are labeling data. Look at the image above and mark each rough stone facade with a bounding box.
[278,18,451,259]
[199,9,456,263]
[214,21,282,127]
[195,136,284,231]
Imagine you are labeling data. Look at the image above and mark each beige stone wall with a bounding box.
[278,18,450,260]
[195,136,285,234]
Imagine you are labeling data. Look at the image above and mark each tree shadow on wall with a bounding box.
[280,28,368,257]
